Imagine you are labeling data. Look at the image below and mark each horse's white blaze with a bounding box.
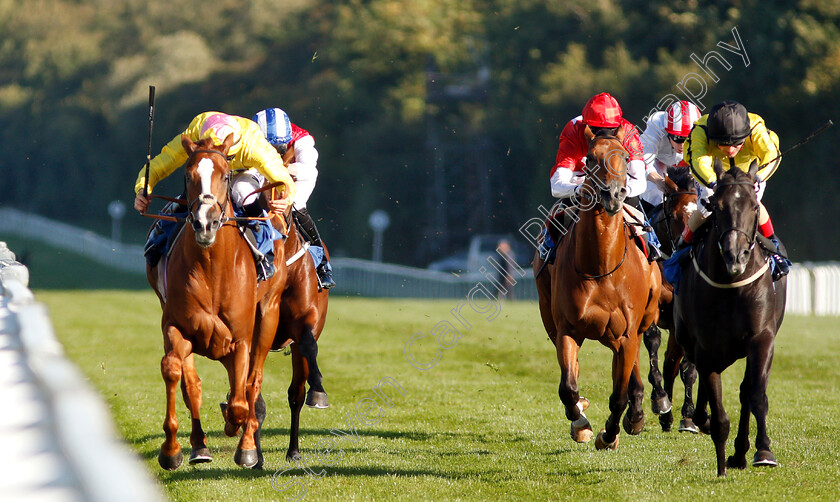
[197,158,215,195]
[684,201,698,215]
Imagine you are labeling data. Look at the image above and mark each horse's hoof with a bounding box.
[726,454,747,470]
[286,450,302,462]
[305,390,330,409]
[188,447,212,465]
[752,450,778,467]
[595,429,619,450]
[158,450,184,471]
[570,416,593,443]
[622,412,645,435]
[651,394,672,415]
[235,448,259,468]
[659,411,674,432]
[577,397,590,412]
[679,418,700,434]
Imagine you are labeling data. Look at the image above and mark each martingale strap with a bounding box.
[692,253,770,289]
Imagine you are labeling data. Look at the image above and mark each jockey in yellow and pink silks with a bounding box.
[134,111,296,281]
[134,111,296,211]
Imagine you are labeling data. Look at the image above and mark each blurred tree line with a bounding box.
[1,0,838,264]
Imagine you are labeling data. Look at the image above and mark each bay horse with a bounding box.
[148,134,287,470]
[534,129,661,450]
[641,166,700,433]
[674,158,786,476]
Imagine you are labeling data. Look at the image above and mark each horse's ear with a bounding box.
[181,134,196,153]
[583,125,595,143]
[713,157,725,181]
[220,133,236,155]
[614,125,626,143]
[748,159,759,179]
[658,176,678,194]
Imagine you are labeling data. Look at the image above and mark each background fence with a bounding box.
[0,208,836,315]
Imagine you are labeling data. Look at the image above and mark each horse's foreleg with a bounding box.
[622,358,645,436]
[702,371,730,476]
[287,344,308,461]
[300,327,329,409]
[159,326,191,470]
[643,325,670,415]
[727,361,752,470]
[660,333,682,432]
[222,341,250,439]
[748,336,777,468]
[180,354,212,464]
[596,337,637,450]
[556,334,591,442]
[678,358,699,433]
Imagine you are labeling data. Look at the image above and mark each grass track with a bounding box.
[37,291,840,502]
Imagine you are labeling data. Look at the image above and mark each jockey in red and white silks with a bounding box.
[639,100,701,206]
[550,92,647,200]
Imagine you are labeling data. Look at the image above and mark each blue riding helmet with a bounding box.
[251,108,292,146]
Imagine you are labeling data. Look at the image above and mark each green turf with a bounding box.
[36,292,840,501]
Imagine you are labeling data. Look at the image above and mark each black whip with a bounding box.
[142,85,156,199]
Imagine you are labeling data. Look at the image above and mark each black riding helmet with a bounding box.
[706,100,751,145]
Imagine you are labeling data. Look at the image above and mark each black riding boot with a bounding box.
[769,235,791,281]
[293,208,336,289]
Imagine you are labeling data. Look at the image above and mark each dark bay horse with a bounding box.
[535,130,661,450]
[674,159,786,476]
[642,166,700,433]
[148,134,287,470]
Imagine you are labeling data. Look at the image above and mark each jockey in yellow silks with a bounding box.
[681,100,790,279]
[133,112,296,281]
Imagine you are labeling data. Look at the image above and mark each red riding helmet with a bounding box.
[582,93,622,128]
[665,101,701,137]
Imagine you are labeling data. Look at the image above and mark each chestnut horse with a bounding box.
[674,159,786,476]
[641,166,700,433]
[148,134,287,470]
[168,172,331,469]
[535,130,661,450]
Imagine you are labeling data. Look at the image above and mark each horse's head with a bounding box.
[583,128,629,215]
[656,166,697,252]
[182,134,235,248]
[709,158,760,276]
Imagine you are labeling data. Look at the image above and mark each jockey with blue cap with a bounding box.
[251,108,335,289]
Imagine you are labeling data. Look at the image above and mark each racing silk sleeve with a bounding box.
[685,115,715,187]
[620,121,647,197]
[747,114,781,182]
[640,112,668,174]
[288,125,319,181]
[133,113,209,194]
[551,117,588,177]
[235,122,297,203]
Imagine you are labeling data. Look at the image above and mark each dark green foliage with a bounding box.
[1,0,838,263]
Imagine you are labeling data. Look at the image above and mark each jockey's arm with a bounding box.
[626,159,648,198]
[749,117,782,182]
[550,167,585,198]
[685,123,715,188]
[287,135,319,181]
[239,131,297,212]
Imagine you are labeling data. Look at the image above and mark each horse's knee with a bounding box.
[161,354,182,384]
[643,325,661,353]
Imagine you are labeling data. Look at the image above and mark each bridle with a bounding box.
[656,188,696,250]
[582,135,631,204]
[711,180,760,255]
[184,149,234,229]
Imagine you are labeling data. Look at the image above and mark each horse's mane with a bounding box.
[665,166,695,191]
[720,164,755,184]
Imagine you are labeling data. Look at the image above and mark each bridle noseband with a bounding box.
[185,148,234,229]
[711,180,759,255]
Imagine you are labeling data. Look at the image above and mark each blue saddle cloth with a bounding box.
[662,247,690,295]
[233,207,286,256]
